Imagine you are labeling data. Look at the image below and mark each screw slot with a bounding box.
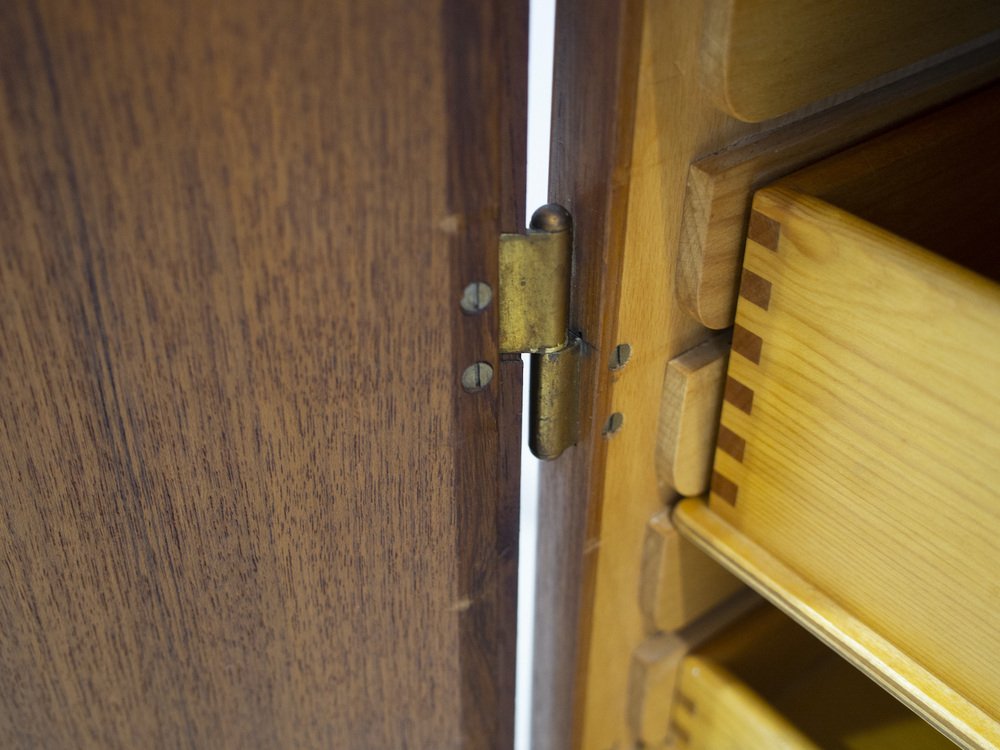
[609,343,632,371]
[602,412,624,436]
[460,282,493,314]
[461,362,494,392]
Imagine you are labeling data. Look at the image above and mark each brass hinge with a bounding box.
[500,204,580,460]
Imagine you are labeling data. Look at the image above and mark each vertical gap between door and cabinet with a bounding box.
[516,0,555,748]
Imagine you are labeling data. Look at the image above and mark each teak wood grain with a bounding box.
[534,1,644,747]
[702,0,1000,121]
[0,1,525,747]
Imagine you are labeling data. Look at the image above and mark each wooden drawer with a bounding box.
[675,85,1000,748]
[672,605,955,749]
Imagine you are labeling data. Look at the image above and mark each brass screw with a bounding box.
[461,362,494,392]
[609,343,632,371]
[460,282,493,314]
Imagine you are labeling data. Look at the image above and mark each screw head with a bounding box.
[461,362,494,392]
[609,343,632,371]
[602,412,624,436]
[460,282,493,314]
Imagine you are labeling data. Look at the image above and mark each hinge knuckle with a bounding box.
[499,212,571,354]
[499,204,580,460]
[529,338,581,460]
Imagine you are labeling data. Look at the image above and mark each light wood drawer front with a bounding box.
[673,605,956,749]
[694,85,1000,746]
[710,190,1000,727]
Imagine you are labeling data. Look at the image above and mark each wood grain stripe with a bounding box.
[747,210,780,250]
[731,324,762,364]
[710,471,739,505]
[717,424,746,462]
[739,268,772,310]
[724,376,754,414]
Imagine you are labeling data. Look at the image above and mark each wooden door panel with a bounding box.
[0,2,524,747]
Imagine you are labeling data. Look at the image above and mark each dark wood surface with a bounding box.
[534,1,643,748]
[0,1,524,747]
